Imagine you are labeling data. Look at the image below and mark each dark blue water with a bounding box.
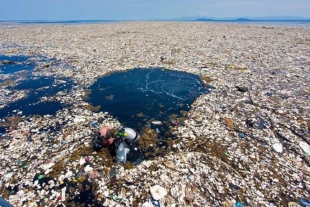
[88,68,208,130]
[0,77,73,119]
[0,55,36,74]
[0,127,5,134]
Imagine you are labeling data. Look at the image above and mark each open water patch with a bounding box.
[0,77,73,119]
[0,55,36,74]
[0,54,58,75]
[88,68,209,131]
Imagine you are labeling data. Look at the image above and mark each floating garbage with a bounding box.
[1,22,310,207]
[61,187,66,202]
[38,174,44,180]
[79,157,86,166]
[150,185,167,200]
[91,121,97,127]
[288,201,302,207]
[142,185,167,207]
[3,172,14,181]
[235,201,244,207]
[152,121,162,125]
[299,141,310,155]
[238,133,245,139]
[272,143,283,153]
[84,165,93,172]
[74,115,86,123]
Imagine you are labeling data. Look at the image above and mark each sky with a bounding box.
[0,0,310,21]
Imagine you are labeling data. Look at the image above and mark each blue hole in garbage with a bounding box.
[89,68,208,128]
[0,77,73,119]
[0,55,36,74]
[88,68,209,163]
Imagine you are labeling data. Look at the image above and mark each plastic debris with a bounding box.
[272,143,283,153]
[84,165,93,172]
[73,115,86,123]
[236,86,248,92]
[3,172,14,181]
[91,121,97,127]
[38,174,44,180]
[61,187,66,201]
[235,201,244,207]
[238,133,245,139]
[152,121,162,125]
[288,201,302,207]
[85,157,91,163]
[79,157,86,166]
[109,195,121,201]
[1,22,310,207]
[150,185,167,200]
[299,141,310,155]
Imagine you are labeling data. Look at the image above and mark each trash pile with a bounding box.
[0,22,310,206]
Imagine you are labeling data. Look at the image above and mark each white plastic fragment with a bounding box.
[141,200,153,207]
[42,162,55,171]
[58,174,65,182]
[65,170,73,178]
[84,165,93,172]
[299,141,310,155]
[61,187,66,201]
[3,172,14,181]
[272,143,283,153]
[74,115,86,123]
[151,121,162,125]
[79,157,86,166]
[74,118,86,123]
[150,185,167,200]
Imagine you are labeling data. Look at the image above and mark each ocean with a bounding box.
[0,20,310,27]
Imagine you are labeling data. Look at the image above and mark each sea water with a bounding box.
[0,77,73,119]
[88,68,209,129]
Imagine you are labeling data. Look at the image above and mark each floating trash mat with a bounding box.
[88,68,208,129]
[0,77,73,119]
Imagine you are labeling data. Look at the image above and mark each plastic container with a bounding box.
[116,142,130,163]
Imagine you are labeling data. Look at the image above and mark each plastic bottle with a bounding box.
[116,142,130,163]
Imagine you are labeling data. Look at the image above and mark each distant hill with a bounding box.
[196,18,216,21]
[196,18,252,22]
[248,16,310,21]
[233,18,251,21]
[170,16,310,21]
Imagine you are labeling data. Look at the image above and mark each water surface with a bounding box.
[0,77,73,119]
[88,68,208,129]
